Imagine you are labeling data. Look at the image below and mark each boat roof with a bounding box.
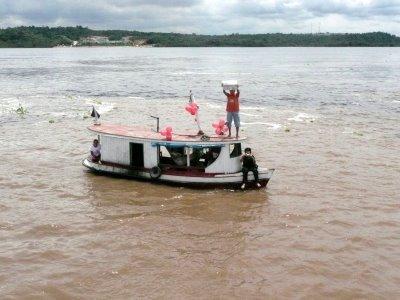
[88,123,246,144]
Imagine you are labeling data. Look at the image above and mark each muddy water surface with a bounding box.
[0,47,399,298]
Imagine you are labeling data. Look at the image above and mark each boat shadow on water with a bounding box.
[83,168,273,224]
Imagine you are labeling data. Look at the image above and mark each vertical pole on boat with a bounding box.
[189,91,203,135]
[186,147,190,167]
[151,115,160,132]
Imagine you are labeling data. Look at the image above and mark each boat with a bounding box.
[82,123,274,189]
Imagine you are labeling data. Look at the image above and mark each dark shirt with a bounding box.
[242,155,256,169]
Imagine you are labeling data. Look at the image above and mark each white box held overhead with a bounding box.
[221,80,239,90]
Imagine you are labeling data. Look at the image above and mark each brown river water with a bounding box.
[0,47,399,299]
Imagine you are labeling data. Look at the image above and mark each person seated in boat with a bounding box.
[169,147,187,166]
[223,88,240,138]
[241,147,261,189]
[190,148,203,167]
[90,139,101,162]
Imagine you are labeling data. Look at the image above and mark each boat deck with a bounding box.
[88,123,247,143]
[82,158,274,189]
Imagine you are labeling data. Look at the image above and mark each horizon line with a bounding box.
[1,25,398,37]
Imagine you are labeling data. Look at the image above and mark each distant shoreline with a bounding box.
[1,26,400,48]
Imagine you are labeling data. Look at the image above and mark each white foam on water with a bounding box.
[342,128,364,136]
[241,106,266,110]
[169,71,219,76]
[240,112,261,117]
[85,99,115,114]
[205,103,224,109]
[0,98,28,116]
[288,112,317,122]
[224,72,253,75]
[97,103,115,114]
[127,96,146,100]
[342,128,354,134]
[241,121,281,129]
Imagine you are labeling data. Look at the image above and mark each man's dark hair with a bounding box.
[94,139,98,143]
[244,147,251,153]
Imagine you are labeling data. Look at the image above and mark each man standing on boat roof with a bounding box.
[223,87,240,138]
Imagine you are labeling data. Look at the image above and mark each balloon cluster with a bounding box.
[212,119,228,135]
[160,126,173,141]
[185,102,199,115]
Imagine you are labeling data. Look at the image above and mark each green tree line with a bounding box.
[0,26,399,47]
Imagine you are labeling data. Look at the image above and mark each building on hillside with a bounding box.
[132,39,147,46]
[122,36,132,43]
[81,36,110,44]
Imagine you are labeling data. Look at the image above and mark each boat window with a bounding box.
[159,145,221,168]
[159,146,186,166]
[230,143,242,158]
[202,147,221,167]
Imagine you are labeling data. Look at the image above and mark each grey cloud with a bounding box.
[302,0,400,18]
[0,0,203,30]
[230,0,400,19]
[111,0,201,7]
[0,0,399,34]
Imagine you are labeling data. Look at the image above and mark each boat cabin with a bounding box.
[88,124,246,175]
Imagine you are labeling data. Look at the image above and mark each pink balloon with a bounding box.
[161,126,173,139]
[185,106,194,115]
[185,102,199,116]
[211,118,228,135]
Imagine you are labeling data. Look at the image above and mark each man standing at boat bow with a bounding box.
[223,88,240,138]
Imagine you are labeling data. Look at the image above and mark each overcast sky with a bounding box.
[1,0,399,35]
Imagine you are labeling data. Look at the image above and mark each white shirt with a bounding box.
[90,144,101,156]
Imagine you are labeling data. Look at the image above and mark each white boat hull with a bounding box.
[82,158,274,188]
